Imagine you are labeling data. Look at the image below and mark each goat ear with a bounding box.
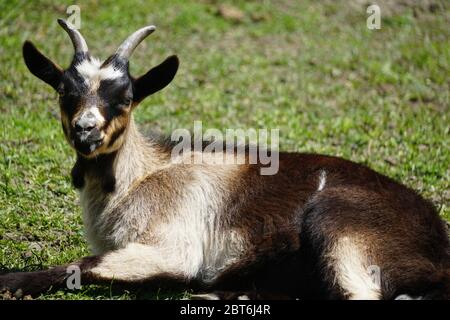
[133,55,179,103]
[23,41,63,90]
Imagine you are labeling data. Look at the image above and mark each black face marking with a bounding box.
[97,77,132,131]
[59,69,88,119]
[98,78,132,110]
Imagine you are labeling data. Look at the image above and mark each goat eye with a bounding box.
[122,97,132,106]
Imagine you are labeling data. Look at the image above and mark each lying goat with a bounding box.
[1,19,449,300]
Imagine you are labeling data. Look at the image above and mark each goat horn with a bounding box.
[57,19,89,54]
[115,25,156,60]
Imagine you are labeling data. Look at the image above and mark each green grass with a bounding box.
[0,0,449,299]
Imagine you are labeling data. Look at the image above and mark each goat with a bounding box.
[1,19,449,300]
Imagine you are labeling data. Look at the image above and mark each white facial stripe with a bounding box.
[75,58,102,80]
[90,106,105,125]
[75,58,124,85]
[78,107,106,128]
[98,65,124,80]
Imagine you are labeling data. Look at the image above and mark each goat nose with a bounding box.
[74,122,95,133]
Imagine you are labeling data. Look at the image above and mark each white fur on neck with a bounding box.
[79,117,160,253]
[78,117,247,280]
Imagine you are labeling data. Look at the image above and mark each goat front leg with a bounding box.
[0,243,193,297]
